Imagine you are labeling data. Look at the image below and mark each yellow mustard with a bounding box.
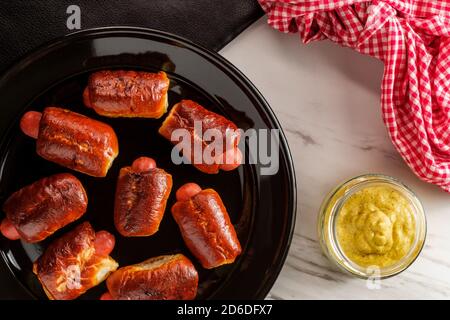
[336,185,416,268]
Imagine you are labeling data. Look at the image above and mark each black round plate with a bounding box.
[0,27,296,300]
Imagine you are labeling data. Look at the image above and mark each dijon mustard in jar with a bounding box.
[318,174,426,279]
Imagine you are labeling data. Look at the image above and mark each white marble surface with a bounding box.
[220,18,450,300]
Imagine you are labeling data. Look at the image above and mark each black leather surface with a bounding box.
[0,0,263,73]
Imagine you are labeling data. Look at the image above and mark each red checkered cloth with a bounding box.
[259,0,450,193]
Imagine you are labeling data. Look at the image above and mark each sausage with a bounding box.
[0,218,21,240]
[2,173,88,243]
[83,70,170,119]
[33,222,118,300]
[175,182,202,202]
[218,147,242,171]
[20,107,119,177]
[94,231,115,256]
[100,292,114,300]
[131,156,156,172]
[158,100,242,174]
[105,254,198,300]
[114,157,172,237]
[20,111,41,139]
[171,185,242,269]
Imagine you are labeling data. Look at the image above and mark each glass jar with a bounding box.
[318,174,426,279]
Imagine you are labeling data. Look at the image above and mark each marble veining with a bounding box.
[220,18,450,299]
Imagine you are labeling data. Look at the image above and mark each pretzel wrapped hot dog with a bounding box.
[114,157,172,237]
[171,183,242,269]
[83,70,170,118]
[158,100,242,174]
[1,173,87,243]
[20,107,119,177]
[33,222,118,300]
[103,254,198,300]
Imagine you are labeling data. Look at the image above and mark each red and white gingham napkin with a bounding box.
[258,0,450,193]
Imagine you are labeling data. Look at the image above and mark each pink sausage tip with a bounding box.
[176,183,202,202]
[100,292,114,300]
[20,111,42,139]
[94,231,115,256]
[83,87,92,108]
[131,157,156,172]
[219,148,242,171]
[0,218,21,241]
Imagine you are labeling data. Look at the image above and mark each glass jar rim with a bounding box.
[318,173,427,279]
